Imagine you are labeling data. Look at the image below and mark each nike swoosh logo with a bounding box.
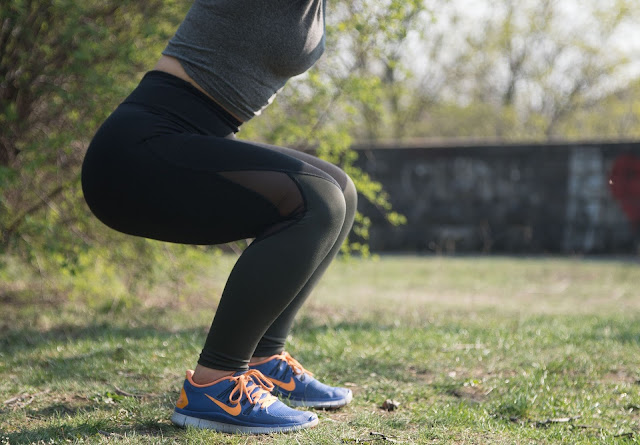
[269,376,296,392]
[205,394,242,416]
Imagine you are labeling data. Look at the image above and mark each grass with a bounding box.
[1,254,640,444]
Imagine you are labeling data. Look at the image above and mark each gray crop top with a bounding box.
[162,0,326,121]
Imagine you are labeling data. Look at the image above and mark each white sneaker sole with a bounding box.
[171,411,318,434]
[284,389,353,409]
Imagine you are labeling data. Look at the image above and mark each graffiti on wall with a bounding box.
[609,154,640,228]
[358,143,639,253]
[563,147,607,252]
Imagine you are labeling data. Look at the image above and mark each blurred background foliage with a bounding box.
[1,0,639,301]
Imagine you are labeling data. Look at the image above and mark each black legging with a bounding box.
[81,71,357,370]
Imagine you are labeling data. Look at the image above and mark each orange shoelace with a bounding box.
[278,351,314,377]
[229,369,278,408]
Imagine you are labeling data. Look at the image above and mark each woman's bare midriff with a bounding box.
[154,55,244,122]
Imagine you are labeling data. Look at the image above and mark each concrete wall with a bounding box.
[353,141,640,254]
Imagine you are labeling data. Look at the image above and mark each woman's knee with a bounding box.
[297,175,346,233]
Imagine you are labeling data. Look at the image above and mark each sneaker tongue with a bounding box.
[237,373,263,397]
[246,380,273,407]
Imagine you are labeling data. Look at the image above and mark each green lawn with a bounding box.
[1,255,639,444]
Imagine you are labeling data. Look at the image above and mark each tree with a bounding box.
[0,0,197,292]
[558,79,640,140]
[407,0,640,141]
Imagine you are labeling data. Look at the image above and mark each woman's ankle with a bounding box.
[192,364,235,385]
[249,351,282,364]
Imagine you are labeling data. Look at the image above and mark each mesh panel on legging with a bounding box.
[217,170,306,238]
[217,171,304,219]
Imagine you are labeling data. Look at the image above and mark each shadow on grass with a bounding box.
[24,397,115,418]
[5,389,180,444]
[1,307,202,345]
[1,317,204,350]
[1,321,207,388]
[5,416,179,444]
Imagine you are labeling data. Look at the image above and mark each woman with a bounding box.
[81,0,357,435]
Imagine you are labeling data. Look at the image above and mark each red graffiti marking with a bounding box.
[609,154,640,227]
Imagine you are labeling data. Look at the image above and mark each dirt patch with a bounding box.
[408,366,436,383]
[600,370,640,385]
[0,290,63,307]
[448,384,493,403]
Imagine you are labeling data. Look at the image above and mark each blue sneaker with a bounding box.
[250,352,353,409]
[170,369,318,434]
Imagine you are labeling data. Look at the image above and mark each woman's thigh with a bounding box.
[82,118,340,245]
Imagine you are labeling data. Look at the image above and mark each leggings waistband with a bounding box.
[123,70,242,135]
